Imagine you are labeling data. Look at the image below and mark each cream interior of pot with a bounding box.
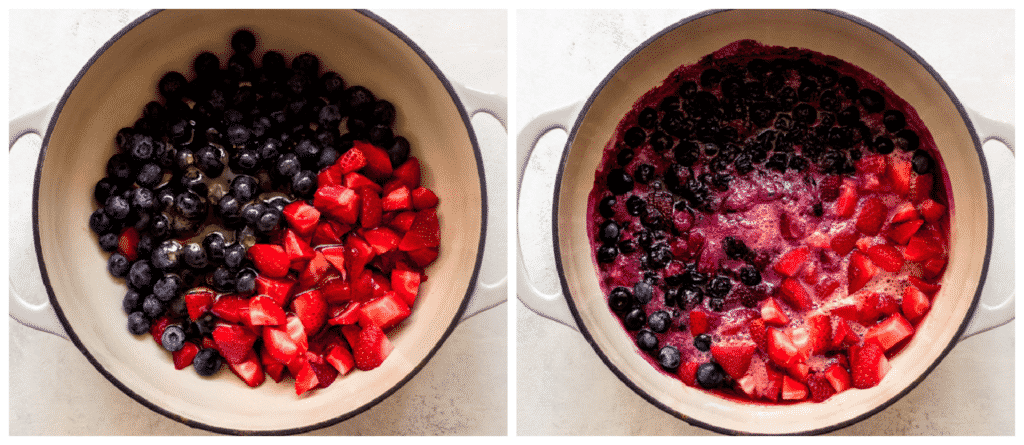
[36,9,482,432]
[556,10,986,434]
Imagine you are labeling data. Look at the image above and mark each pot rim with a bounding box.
[551,8,993,435]
[31,9,489,435]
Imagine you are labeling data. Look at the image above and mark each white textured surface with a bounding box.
[517,9,1014,435]
[8,9,507,435]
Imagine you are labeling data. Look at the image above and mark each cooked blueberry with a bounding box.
[707,275,732,299]
[193,348,223,376]
[700,68,723,88]
[792,103,817,125]
[912,149,934,174]
[648,310,671,333]
[696,362,725,389]
[657,345,681,371]
[153,273,182,302]
[693,333,712,352]
[837,76,859,98]
[721,76,744,99]
[235,267,258,295]
[616,149,634,167]
[127,311,150,335]
[597,245,619,263]
[142,294,163,318]
[837,105,860,127]
[673,140,699,166]
[211,265,237,292]
[646,244,673,269]
[158,71,188,101]
[275,152,301,181]
[637,107,659,128]
[633,281,654,305]
[678,81,698,99]
[789,156,809,172]
[183,242,209,270]
[598,220,620,244]
[710,173,732,192]
[241,201,266,226]
[722,237,748,260]
[734,153,754,175]
[195,145,225,178]
[660,110,687,135]
[624,307,647,331]
[777,86,798,111]
[609,287,635,314]
[896,129,920,152]
[859,89,885,113]
[636,330,659,351]
[641,208,663,228]
[223,243,247,270]
[107,253,131,278]
[178,165,207,195]
[708,297,725,312]
[625,195,646,216]
[798,79,819,102]
[739,266,762,286]
[660,95,682,112]
[874,137,897,155]
[766,152,789,172]
[618,239,637,254]
[623,127,646,148]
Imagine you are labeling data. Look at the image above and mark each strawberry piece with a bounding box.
[149,316,173,347]
[855,197,888,236]
[330,302,364,326]
[877,293,900,317]
[354,141,393,180]
[807,373,837,402]
[758,365,784,402]
[248,295,286,326]
[263,326,301,364]
[406,247,439,268]
[830,228,858,256]
[910,174,933,203]
[922,256,947,280]
[388,211,418,234]
[890,202,920,224]
[260,344,288,383]
[326,344,356,375]
[343,235,374,278]
[902,285,931,322]
[363,227,402,255]
[819,175,842,202]
[767,328,800,368]
[778,278,813,311]
[885,218,923,245]
[815,278,840,300]
[848,250,877,294]
[248,244,291,278]
[904,234,943,262]
[293,359,320,395]
[858,174,883,193]
[391,269,421,307]
[398,209,440,251]
[306,351,339,389]
[851,342,890,389]
[353,322,394,371]
[282,201,321,236]
[212,324,258,364]
[173,342,200,370]
[411,187,439,210]
[299,251,331,289]
[781,375,808,400]
[227,349,265,388]
[779,212,805,240]
[358,187,383,229]
[314,185,361,225]
[285,314,310,354]
[760,298,789,326]
[334,146,367,175]
[909,276,941,295]
[689,309,712,336]
[359,291,411,330]
[773,246,809,277]
[369,271,393,300]
[317,165,342,188]
[823,363,851,393]
[833,181,858,217]
[866,244,904,273]
[831,319,857,350]
[184,288,215,320]
[710,340,757,380]
[806,313,832,355]
[856,154,887,175]
[292,289,328,334]
[211,294,250,324]
[118,227,140,261]
[865,313,914,351]
[679,361,700,386]
[391,157,421,190]
[382,186,412,212]
[350,268,375,302]
[321,276,353,304]
[310,220,349,247]
[736,375,758,399]
[887,157,913,196]
[254,275,296,308]
[344,172,382,194]
[283,229,316,265]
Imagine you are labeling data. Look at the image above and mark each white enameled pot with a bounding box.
[517,9,1013,435]
[10,9,506,435]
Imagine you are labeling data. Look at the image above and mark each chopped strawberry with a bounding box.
[359,291,411,330]
[903,234,944,263]
[317,165,342,188]
[831,318,857,350]
[855,197,887,236]
[679,361,700,386]
[254,275,296,308]
[263,326,301,364]
[823,363,851,393]
[353,322,394,371]
[781,375,808,400]
[398,209,440,251]
[710,340,757,379]
[260,344,288,383]
[885,218,923,245]
[910,174,933,203]
[334,146,367,175]
[118,227,140,261]
[314,185,361,225]
[391,269,421,307]
[292,289,328,334]
[806,373,836,402]
[847,250,877,294]
[321,276,353,305]
[173,342,200,370]
[749,318,768,352]
[864,313,914,351]
[184,288,215,320]
[887,157,913,196]
[299,251,331,289]
[212,324,258,364]
[406,247,439,268]
[758,365,784,401]
[833,181,858,217]
[369,271,393,300]
[283,229,316,265]
[909,276,941,295]
[856,154,887,175]
[282,201,321,236]
[248,295,286,326]
[806,313,832,355]
[779,212,805,240]
[890,202,920,224]
[358,187,383,229]
[285,314,310,354]
[363,227,401,255]
[851,342,890,389]
[326,344,356,375]
[815,278,840,300]
[293,358,320,395]
[689,309,712,336]
[865,244,904,273]
[902,285,931,322]
[760,298,789,326]
[922,256,947,280]
[858,174,883,193]
[411,187,439,210]
[349,268,375,302]
[767,328,801,368]
[382,186,412,212]
[248,244,291,278]
[877,293,900,317]
[778,278,813,311]
[227,349,265,388]
[311,220,348,246]
[211,294,250,324]
[830,228,858,256]
[391,157,421,190]
[773,246,810,277]
[354,141,393,180]
[819,175,842,202]
[736,375,758,399]
[388,211,418,234]
[344,172,382,194]
[329,302,363,326]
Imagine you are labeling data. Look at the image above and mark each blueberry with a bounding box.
[766,152,789,172]
[837,76,859,99]
[211,265,237,292]
[130,187,156,215]
[598,196,617,218]
[255,208,281,233]
[700,68,723,88]
[318,146,340,170]
[174,190,208,221]
[258,138,282,167]
[105,195,131,220]
[739,266,762,286]
[128,260,155,291]
[275,152,301,181]
[108,253,131,278]
[193,52,220,78]
[896,129,920,152]
[241,201,266,226]
[158,71,188,101]
[708,275,732,299]
[693,333,712,352]
[597,245,619,263]
[291,170,318,198]
[618,239,638,254]
[153,273,182,302]
[230,29,257,54]
[227,53,255,82]
[606,169,634,195]
[608,287,635,314]
[859,89,885,113]
[624,307,647,331]
[160,325,186,352]
[387,136,411,168]
[792,103,817,125]
[708,297,725,312]
[223,243,247,270]
[136,163,163,189]
[292,53,321,79]
[226,124,251,147]
[174,148,196,172]
[122,289,142,314]
[623,127,646,148]
[371,125,396,147]
[235,267,258,295]
[195,145,225,178]
[645,244,673,270]
[142,294,164,318]
[98,232,119,252]
[912,149,934,174]
[178,165,208,195]
[637,107,659,129]
[658,345,681,371]
[640,208,663,229]
[182,242,209,270]
[217,194,242,222]
[696,362,725,389]
[633,163,656,184]
[722,236,749,260]
[625,195,646,216]
[636,330,659,352]
[598,220,620,244]
[648,310,671,333]
[94,178,122,205]
[127,311,150,335]
[616,149,634,167]
[320,71,346,101]
[193,348,223,377]
[345,85,376,114]
[151,240,182,271]
[633,281,654,305]
[837,105,861,127]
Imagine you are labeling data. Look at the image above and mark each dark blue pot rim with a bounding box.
[31,9,487,435]
[551,9,992,436]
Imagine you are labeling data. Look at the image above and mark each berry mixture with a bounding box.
[89,29,441,395]
[587,40,950,404]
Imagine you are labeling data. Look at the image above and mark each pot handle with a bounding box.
[959,109,1015,341]
[453,85,509,322]
[9,101,69,340]
[516,101,585,332]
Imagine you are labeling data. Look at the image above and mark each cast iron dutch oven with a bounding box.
[517,9,1013,435]
[10,9,506,434]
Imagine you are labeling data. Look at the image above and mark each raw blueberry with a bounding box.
[175,190,208,221]
[153,273,182,302]
[624,308,647,331]
[255,208,281,233]
[211,265,237,292]
[161,325,186,352]
[241,201,266,226]
[235,268,258,295]
[616,149,634,166]
[275,153,301,181]
[183,242,209,270]
[98,232,119,252]
[128,260,155,290]
[127,312,150,335]
[108,253,131,278]
[158,71,188,101]
[195,145,225,178]
[696,362,725,389]
[122,289,142,314]
[722,236,749,260]
[606,169,634,195]
[142,294,164,318]
[217,194,242,222]
[694,333,712,352]
[231,29,257,54]
[598,196,617,218]
[89,208,114,234]
[151,240,183,271]
[636,330,659,352]
[136,163,163,189]
[648,310,671,333]
[625,195,646,216]
[291,170,318,198]
[387,136,411,168]
[105,195,131,220]
[203,232,227,263]
[658,345,681,371]
[223,243,247,270]
[193,348,223,377]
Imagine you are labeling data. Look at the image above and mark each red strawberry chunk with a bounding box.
[406,247,439,268]
[781,375,808,400]
[922,256,947,280]
[773,246,809,277]
[689,309,713,336]
[411,187,439,210]
[910,174,933,203]
[285,314,310,354]
[173,342,200,370]
[334,146,367,175]
[855,197,888,236]
[391,269,421,307]
[887,157,913,196]
[118,227,140,261]
[321,276,353,304]
[212,324,258,364]
[344,172,382,194]
[299,251,331,289]
[314,185,361,225]
[890,202,920,224]
[354,141,393,180]
[353,322,394,371]
[227,349,265,388]
[865,244,904,273]
[778,278,813,311]
[909,276,941,295]
[282,201,321,236]
[767,328,800,368]
[903,234,943,263]
[399,209,440,251]
[886,218,923,245]
[806,313,832,355]
[852,342,890,389]
[305,351,339,389]
[749,318,768,352]
[823,363,851,394]
[248,244,291,278]
[856,154,887,175]
[834,181,858,218]
[760,298,789,326]
[865,313,914,351]
[330,302,364,326]
[359,291,411,330]
[344,234,375,278]
[710,340,757,380]
[363,227,401,255]
[831,319,857,350]
[283,229,316,265]
[292,289,328,334]
[248,295,286,326]
[391,157,421,190]
[388,211,418,233]
[293,359,320,395]
[184,288,215,320]
[679,361,700,387]
[317,166,342,188]
[807,373,837,402]
[382,186,412,212]
[830,228,858,256]
[820,175,842,202]
[211,294,250,324]
[326,344,356,375]
[254,275,296,308]
[848,250,877,294]
[263,326,301,364]
[358,187,383,229]
[902,285,931,322]
[311,220,349,247]
[260,344,288,383]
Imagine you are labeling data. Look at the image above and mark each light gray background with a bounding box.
[9,9,507,435]
[517,9,1014,435]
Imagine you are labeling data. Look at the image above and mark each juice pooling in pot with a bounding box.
[586,40,950,404]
